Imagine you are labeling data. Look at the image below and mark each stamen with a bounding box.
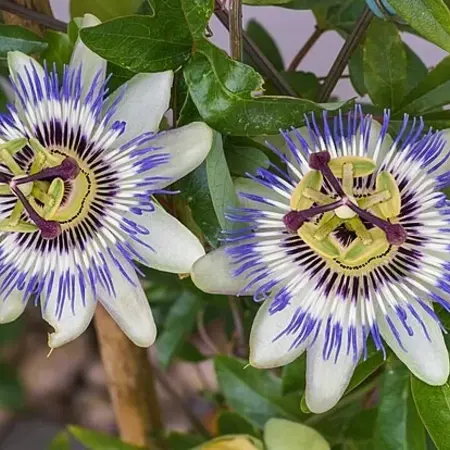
[309,151,346,197]
[283,199,343,233]
[346,200,407,245]
[13,157,80,186]
[11,184,61,239]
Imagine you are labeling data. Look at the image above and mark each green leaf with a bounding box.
[281,355,306,395]
[264,418,330,450]
[244,20,284,71]
[350,43,427,98]
[363,19,407,110]
[175,131,236,246]
[184,39,347,136]
[373,364,426,450]
[224,140,270,177]
[175,162,221,248]
[318,0,365,33]
[108,62,135,93]
[166,432,205,450]
[206,132,239,230]
[349,47,367,96]
[0,362,24,410]
[388,0,450,53]
[156,290,204,369]
[69,426,144,449]
[345,351,384,394]
[218,411,259,437]
[214,355,305,428]
[397,56,450,115]
[41,31,73,75]
[178,341,206,363]
[0,317,23,345]
[0,24,47,58]
[70,0,143,20]
[403,45,428,96]
[49,432,71,450]
[265,71,320,100]
[411,376,450,450]
[80,0,213,73]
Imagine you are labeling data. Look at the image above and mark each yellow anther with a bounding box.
[376,172,401,218]
[298,222,340,259]
[42,178,65,220]
[0,138,27,155]
[290,170,323,211]
[0,149,22,176]
[29,151,46,175]
[303,188,335,205]
[347,217,373,245]
[328,156,376,179]
[28,138,60,166]
[342,162,354,196]
[8,201,25,226]
[0,185,10,195]
[358,190,391,210]
[315,214,343,241]
[342,228,389,266]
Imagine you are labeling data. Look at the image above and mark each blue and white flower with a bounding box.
[0,14,213,349]
[192,107,450,413]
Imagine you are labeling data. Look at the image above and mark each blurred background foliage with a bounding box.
[0,0,449,449]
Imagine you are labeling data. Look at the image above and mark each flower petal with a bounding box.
[0,289,27,324]
[41,270,97,348]
[127,202,205,274]
[377,301,449,385]
[8,51,46,111]
[143,122,213,189]
[305,328,362,414]
[98,251,156,347]
[70,14,106,97]
[249,297,308,368]
[366,117,393,164]
[105,71,173,145]
[192,247,255,295]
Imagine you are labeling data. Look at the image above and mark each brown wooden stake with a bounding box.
[94,305,164,448]
[2,0,52,35]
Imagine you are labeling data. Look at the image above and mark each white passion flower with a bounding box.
[192,107,450,414]
[0,14,213,349]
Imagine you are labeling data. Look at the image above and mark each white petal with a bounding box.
[143,122,213,189]
[377,301,449,385]
[191,247,254,295]
[98,251,156,347]
[0,289,27,324]
[8,51,45,107]
[235,177,288,212]
[367,118,393,164]
[432,129,450,177]
[70,14,106,97]
[105,71,173,145]
[250,297,308,368]
[305,329,362,414]
[128,202,205,274]
[41,273,97,349]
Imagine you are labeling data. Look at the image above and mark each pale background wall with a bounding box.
[49,1,448,99]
